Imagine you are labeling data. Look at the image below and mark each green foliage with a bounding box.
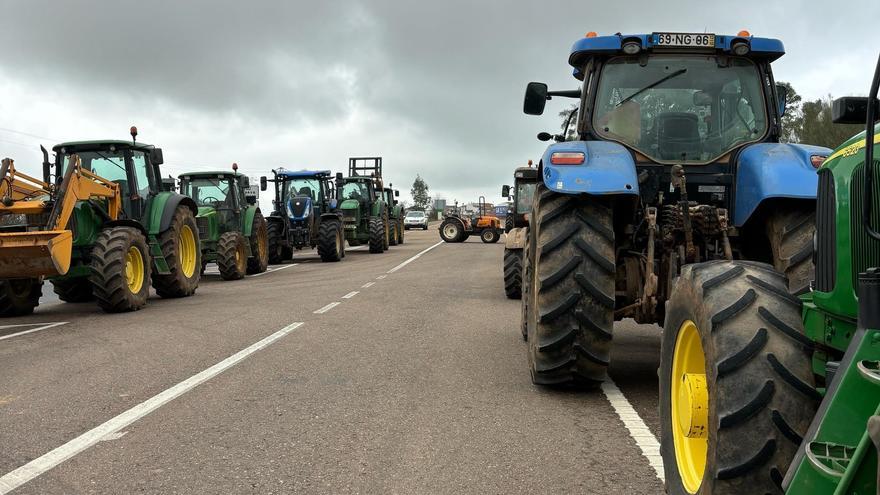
[778,82,862,148]
[410,175,431,211]
[558,104,579,140]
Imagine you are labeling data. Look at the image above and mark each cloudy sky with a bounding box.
[0,0,877,208]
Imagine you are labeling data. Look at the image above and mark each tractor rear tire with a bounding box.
[152,206,201,298]
[481,229,499,243]
[520,232,532,341]
[766,207,815,295]
[527,184,615,388]
[383,213,390,251]
[439,219,463,243]
[217,231,248,281]
[267,221,286,264]
[389,222,399,246]
[660,261,817,495]
[51,277,94,303]
[398,221,405,244]
[503,248,523,299]
[318,218,344,262]
[0,278,43,317]
[369,217,385,253]
[90,227,151,313]
[246,211,269,275]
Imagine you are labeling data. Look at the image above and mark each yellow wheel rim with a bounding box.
[125,246,145,294]
[179,224,197,278]
[236,242,246,271]
[671,320,709,493]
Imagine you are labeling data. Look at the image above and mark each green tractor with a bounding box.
[501,164,539,302]
[383,185,404,246]
[0,127,201,314]
[658,55,880,495]
[178,165,269,280]
[337,157,389,254]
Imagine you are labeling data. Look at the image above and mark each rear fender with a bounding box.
[733,143,830,226]
[504,227,528,249]
[540,141,640,196]
[241,206,258,237]
[103,219,148,237]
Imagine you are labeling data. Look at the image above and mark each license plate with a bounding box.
[654,32,715,48]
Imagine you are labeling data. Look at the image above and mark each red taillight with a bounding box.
[810,155,827,169]
[550,152,585,165]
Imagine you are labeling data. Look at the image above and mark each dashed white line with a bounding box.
[313,302,340,314]
[0,322,69,342]
[387,240,444,274]
[0,321,305,494]
[376,275,387,280]
[601,380,664,482]
[342,291,359,299]
[251,263,298,277]
[361,282,375,288]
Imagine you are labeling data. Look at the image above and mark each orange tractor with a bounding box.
[438,196,502,243]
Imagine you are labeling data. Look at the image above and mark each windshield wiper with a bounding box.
[616,68,688,107]
[93,151,126,173]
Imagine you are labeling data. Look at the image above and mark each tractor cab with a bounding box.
[271,170,334,222]
[502,163,540,230]
[179,168,254,233]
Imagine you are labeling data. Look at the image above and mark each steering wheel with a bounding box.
[201,195,223,204]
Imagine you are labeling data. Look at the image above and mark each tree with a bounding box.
[410,175,431,211]
[558,104,579,140]
[798,96,863,149]
[777,81,803,143]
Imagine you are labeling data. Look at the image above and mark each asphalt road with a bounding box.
[0,226,665,494]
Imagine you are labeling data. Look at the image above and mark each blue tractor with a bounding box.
[521,32,831,390]
[260,169,345,263]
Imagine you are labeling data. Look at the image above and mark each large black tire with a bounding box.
[766,207,815,295]
[397,220,405,245]
[389,218,399,246]
[217,231,248,281]
[382,212,390,251]
[0,278,43,316]
[520,231,532,341]
[267,221,286,264]
[51,277,94,303]
[505,215,513,233]
[90,227,150,313]
[660,261,818,495]
[318,218,344,262]
[439,219,463,243]
[481,229,499,244]
[503,248,523,299]
[526,184,615,388]
[246,211,269,275]
[368,217,385,253]
[151,206,201,298]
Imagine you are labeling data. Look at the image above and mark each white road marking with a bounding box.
[0,322,69,342]
[601,380,664,482]
[313,302,340,314]
[251,263,298,277]
[341,291,359,299]
[361,282,375,288]
[387,241,444,274]
[347,245,366,251]
[0,321,305,494]
[376,275,387,280]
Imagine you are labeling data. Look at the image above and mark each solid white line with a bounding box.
[341,291,359,299]
[251,263,298,277]
[361,282,375,288]
[0,321,305,494]
[347,245,366,251]
[601,380,664,482]
[313,302,340,314]
[387,240,444,274]
[0,322,69,342]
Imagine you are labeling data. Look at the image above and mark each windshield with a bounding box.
[515,183,536,214]
[593,55,767,163]
[184,178,232,207]
[341,181,369,201]
[283,178,321,201]
[61,150,151,198]
[405,211,425,218]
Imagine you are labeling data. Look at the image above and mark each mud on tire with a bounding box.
[766,207,815,295]
[151,206,201,298]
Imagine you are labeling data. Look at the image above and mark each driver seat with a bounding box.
[657,112,702,161]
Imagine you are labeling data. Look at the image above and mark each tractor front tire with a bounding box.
[51,277,94,303]
[389,219,399,246]
[0,278,43,317]
[152,206,201,298]
[439,219,463,243]
[267,221,286,264]
[505,215,513,233]
[369,217,385,254]
[90,227,150,313]
[527,184,615,388]
[660,261,818,495]
[246,211,269,275]
[217,231,248,281]
[318,218,344,262]
[481,229,499,243]
[398,221,405,244]
[766,207,815,295]
[503,247,523,299]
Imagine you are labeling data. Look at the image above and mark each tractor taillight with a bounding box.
[811,155,827,168]
[550,152,585,165]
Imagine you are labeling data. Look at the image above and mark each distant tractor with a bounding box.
[178,165,269,280]
[0,128,201,315]
[659,53,880,495]
[383,185,404,245]
[521,31,830,388]
[261,169,345,263]
[337,157,390,254]
[501,164,539,307]
[439,197,502,243]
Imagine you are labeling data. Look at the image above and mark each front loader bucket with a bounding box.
[0,230,73,277]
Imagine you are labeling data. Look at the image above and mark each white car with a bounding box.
[404,210,429,230]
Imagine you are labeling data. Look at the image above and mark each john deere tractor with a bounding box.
[501,164,539,304]
[0,128,200,315]
[178,165,269,280]
[521,31,830,388]
[338,157,389,254]
[657,53,880,495]
[383,185,404,246]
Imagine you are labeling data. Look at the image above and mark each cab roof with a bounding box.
[179,171,241,178]
[53,140,155,153]
[276,169,332,179]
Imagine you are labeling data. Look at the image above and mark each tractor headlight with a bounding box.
[286,202,295,218]
[622,41,641,55]
[731,40,750,56]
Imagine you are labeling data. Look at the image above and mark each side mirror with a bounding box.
[161,177,176,192]
[150,148,164,165]
[395,190,399,197]
[833,96,879,124]
[775,84,788,117]
[501,185,510,198]
[260,176,268,191]
[524,82,549,115]
[394,200,399,205]
[537,132,553,142]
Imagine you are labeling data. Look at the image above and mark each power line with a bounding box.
[0,126,57,142]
